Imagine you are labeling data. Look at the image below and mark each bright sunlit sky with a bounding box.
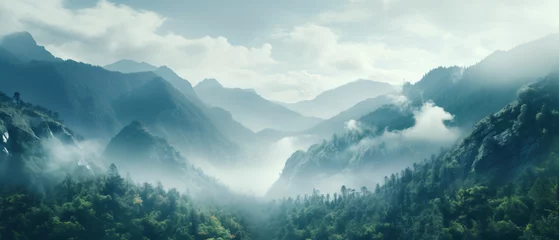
[1,0,558,102]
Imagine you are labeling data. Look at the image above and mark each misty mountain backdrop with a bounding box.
[269,33,559,198]
[0,32,248,163]
[194,78,322,132]
[282,79,398,119]
[1,26,559,240]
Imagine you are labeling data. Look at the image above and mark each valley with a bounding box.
[1,3,559,239]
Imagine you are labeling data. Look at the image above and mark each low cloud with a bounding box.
[344,119,361,132]
[352,101,459,152]
[42,138,106,177]
[401,102,459,142]
[192,135,319,197]
[304,102,460,196]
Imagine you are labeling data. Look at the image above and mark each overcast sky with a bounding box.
[1,0,558,102]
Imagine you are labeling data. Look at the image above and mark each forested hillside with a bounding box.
[260,72,559,240]
[0,90,255,239]
[3,74,559,240]
[269,34,559,199]
[0,166,251,240]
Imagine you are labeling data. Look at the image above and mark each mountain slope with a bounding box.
[0,91,96,191]
[0,32,60,62]
[263,74,559,239]
[304,95,395,138]
[0,110,252,239]
[0,32,240,163]
[270,34,559,198]
[283,79,397,119]
[104,120,229,194]
[404,34,559,129]
[195,78,322,132]
[104,59,157,73]
[112,77,239,161]
[103,59,257,146]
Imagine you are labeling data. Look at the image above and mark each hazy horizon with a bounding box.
[2,0,558,102]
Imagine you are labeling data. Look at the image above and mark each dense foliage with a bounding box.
[2,31,559,240]
[263,155,558,239]
[0,165,250,240]
[261,74,559,240]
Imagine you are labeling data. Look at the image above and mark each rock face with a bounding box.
[440,73,559,184]
[0,91,94,191]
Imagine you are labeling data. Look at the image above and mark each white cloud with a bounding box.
[350,101,459,153]
[345,119,360,132]
[1,0,558,102]
[0,0,285,95]
[401,102,458,142]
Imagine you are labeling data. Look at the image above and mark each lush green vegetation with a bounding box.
[0,164,250,240]
[262,149,559,239]
[260,74,559,240]
[2,31,559,240]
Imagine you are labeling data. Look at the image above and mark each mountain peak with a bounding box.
[117,120,152,138]
[196,78,223,89]
[126,120,148,130]
[157,65,172,71]
[0,31,59,62]
[104,59,157,73]
[0,31,37,46]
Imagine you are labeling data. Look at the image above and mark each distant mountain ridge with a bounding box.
[103,59,258,147]
[0,31,61,62]
[104,120,229,194]
[282,79,397,119]
[304,95,396,138]
[0,32,242,163]
[194,78,323,132]
[404,33,559,129]
[269,34,559,198]
[104,59,157,73]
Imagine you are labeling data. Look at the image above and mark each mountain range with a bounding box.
[194,78,322,132]
[268,33,559,198]
[0,32,246,163]
[282,79,398,119]
[303,95,397,138]
[1,29,559,240]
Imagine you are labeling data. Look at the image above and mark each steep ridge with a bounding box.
[305,95,395,138]
[104,59,157,73]
[0,31,61,62]
[283,79,397,119]
[194,78,322,132]
[0,91,95,192]
[270,34,559,198]
[112,77,239,161]
[0,94,253,240]
[104,120,229,196]
[104,60,257,147]
[0,32,240,162]
[404,34,559,129]
[267,102,429,198]
[262,71,559,240]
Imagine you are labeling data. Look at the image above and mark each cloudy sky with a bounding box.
[1,0,558,102]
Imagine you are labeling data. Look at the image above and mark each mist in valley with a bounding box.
[189,134,319,196]
[2,1,559,239]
